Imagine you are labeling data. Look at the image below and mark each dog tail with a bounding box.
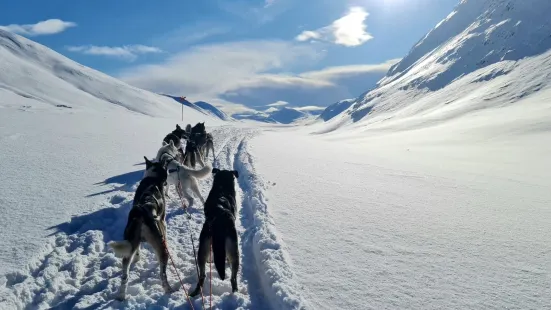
[212,218,228,280]
[184,163,212,179]
[108,240,133,258]
[212,216,237,280]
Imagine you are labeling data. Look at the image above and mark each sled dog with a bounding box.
[190,168,240,297]
[108,157,171,300]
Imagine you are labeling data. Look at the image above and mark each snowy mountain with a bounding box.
[162,95,230,120]
[232,112,278,123]
[193,101,230,120]
[318,98,356,121]
[1,3,551,309]
[326,0,551,130]
[0,30,207,119]
[268,106,310,124]
[233,106,317,124]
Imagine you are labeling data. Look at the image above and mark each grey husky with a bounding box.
[190,168,240,297]
[108,156,172,300]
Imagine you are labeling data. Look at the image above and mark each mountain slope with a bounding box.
[193,101,230,120]
[0,29,208,119]
[162,95,230,121]
[318,99,355,121]
[327,0,551,130]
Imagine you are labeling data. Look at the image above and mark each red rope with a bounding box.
[210,244,213,310]
[163,239,195,310]
[176,180,206,309]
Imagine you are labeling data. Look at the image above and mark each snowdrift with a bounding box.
[324,0,551,131]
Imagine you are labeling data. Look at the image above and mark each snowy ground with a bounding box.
[250,91,551,310]
[1,90,551,309]
[0,100,310,309]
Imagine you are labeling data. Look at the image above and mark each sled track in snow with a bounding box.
[0,126,309,310]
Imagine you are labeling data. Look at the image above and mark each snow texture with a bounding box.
[1,0,551,309]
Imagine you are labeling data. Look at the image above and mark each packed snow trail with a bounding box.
[0,126,309,310]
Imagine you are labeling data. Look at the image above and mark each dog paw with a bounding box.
[163,285,174,294]
[189,287,202,297]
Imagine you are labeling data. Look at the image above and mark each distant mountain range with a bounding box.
[232,106,319,124]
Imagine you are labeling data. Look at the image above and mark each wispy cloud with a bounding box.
[300,59,401,81]
[118,39,397,113]
[296,7,373,47]
[294,105,326,112]
[151,23,231,50]
[0,19,76,36]
[217,0,290,24]
[67,45,163,61]
[267,101,289,107]
[118,40,321,97]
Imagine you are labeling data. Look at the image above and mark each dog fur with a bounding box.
[163,125,187,161]
[203,133,215,159]
[108,156,172,301]
[166,154,211,207]
[190,168,240,297]
[183,139,205,168]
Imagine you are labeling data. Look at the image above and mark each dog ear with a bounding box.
[176,124,181,130]
[232,170,239,179]
[144,156,152,167]
[212,168,220,174]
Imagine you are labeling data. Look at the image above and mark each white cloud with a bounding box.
[118,40,321,97]
[217,0,290,24]
[267,101,289,107]
[67,45,163,61]
[296,7,373,47]
[118,39,398,112]
[300,58,401,81]
[294,105,326,112]
[0,19,76,36]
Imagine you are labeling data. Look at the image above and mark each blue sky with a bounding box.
[0,0,459,114]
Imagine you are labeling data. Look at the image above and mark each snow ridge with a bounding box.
[327,0,551,129]
[0,29,196,118]
[234,139,312,310]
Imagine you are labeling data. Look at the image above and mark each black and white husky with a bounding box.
[108,156,172,301]
[190,168,240,297]
[163,124,187,162]
[156,139,210,206]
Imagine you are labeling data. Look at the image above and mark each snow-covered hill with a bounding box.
[193,101,230,120]
[318,98,355,121]
[162,96,230,121]
[325,0,551,130]
[0,30,207,119]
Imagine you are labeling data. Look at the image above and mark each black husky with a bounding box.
[183,139,204,168]
[190,168,240,296]
[108,157,172,300]
[163,124,187,161]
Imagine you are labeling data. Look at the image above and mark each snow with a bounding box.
[1,0,551,309]
[328,0,551,129]
[251,90,551,309]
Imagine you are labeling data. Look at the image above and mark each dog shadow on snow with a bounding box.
[86,169,144,198]
[43,168,208,310]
